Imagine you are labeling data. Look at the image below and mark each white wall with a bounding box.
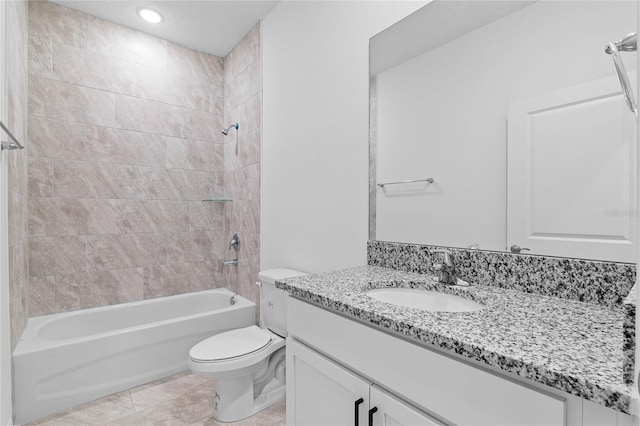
[375,1,637,252]
[262,1,425,273]
[0,0,11,422]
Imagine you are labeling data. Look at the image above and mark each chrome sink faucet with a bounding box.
[432,249,471,286]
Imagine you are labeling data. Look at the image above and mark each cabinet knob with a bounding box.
[354,398,364,426]
[368,406,378,426]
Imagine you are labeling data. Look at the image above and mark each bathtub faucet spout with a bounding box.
[223,259,238,267]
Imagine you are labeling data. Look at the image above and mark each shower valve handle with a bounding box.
[229,233,240,251]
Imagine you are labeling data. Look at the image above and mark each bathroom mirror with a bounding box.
[370,0,639,262]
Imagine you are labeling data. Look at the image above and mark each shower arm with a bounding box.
[605,33,638,116]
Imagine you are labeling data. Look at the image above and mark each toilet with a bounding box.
[188,268,306,422]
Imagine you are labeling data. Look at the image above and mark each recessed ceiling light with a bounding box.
[137,8,163,24]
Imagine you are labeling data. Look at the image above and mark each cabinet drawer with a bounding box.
[288,297,565,426]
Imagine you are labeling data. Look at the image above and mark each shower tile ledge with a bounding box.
[276,265,638,415]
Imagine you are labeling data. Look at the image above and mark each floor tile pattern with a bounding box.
[25,372,285,426]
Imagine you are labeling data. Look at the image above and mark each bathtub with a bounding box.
[13,288,255,424]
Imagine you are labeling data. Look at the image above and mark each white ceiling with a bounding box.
[370,1,535,75]
[52,0,279,57]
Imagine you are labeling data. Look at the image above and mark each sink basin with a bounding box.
[365,288,484,312]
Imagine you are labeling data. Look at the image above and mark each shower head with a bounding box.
[605,32,637,54]
[222,123,239,136]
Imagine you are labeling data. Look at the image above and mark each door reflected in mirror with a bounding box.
[370,0,638,262]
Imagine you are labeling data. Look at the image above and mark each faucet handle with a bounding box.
[229,233,240,251]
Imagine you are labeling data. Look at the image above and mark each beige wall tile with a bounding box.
[188,201,224,231]
[167,169,222,201]
[86,15,166,70]
[236,95,261,133]
[167,42,223,85]
[26,1,231,315]
[85,125,166,167]
[29,1,86,48]
[29,276,56,316]
[28,115,85,160]
[210,84,224,117]
[137,167,220,201]
[28,35,53,78]
[115,200,188,234]
[223,127,260,178]
[166,137,223,172]
[29,235,88,276]
[224,24,260,84]
[56,268,143,312]
[142,262,219,299]
[225,165,260,201]
[225,61,260,112]
[223,136,243,173]
[55,160,145,199]
[115,95,222,143]
[53,42,209,111]
[29,76,116,127]
[166,231,224,264]
[29,197,119,237]
[236,232,260,307]
[224,200,260,235]
[28,156,54,197]
[84,234,166,271]
[223,23,261,304]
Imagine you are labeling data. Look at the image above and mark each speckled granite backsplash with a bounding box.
[368,240,637,384]
[367,240,635,307]
[623,285,637,384]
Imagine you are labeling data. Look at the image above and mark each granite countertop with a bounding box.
[276,265,638,415]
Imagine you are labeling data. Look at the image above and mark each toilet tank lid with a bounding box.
[258,268,307,285]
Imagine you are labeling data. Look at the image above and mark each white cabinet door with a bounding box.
[287,338,372,426]
[507,74,637,262]
[369,386,445,426]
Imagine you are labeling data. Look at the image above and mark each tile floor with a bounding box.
[25,371,286,426]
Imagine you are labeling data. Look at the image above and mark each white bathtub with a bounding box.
[13,288,255,424]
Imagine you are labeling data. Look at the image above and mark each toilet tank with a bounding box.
[258,268,307,337]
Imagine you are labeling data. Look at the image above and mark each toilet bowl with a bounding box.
[188,268,306,422]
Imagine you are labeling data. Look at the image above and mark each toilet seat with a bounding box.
[188,326,285,377]
[190,326,271,362]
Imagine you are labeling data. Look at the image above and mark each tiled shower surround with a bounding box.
[26,1,261,316]
[7,0,29,350]
[222,24,262,310]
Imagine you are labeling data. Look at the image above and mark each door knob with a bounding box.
[510,244,531,254]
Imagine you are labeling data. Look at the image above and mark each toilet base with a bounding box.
[213,376,285,423]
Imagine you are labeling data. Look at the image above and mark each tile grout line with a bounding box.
[128,390,137,414]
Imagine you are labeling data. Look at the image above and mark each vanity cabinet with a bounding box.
[286,297,633,426]
[288,338,443,425]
